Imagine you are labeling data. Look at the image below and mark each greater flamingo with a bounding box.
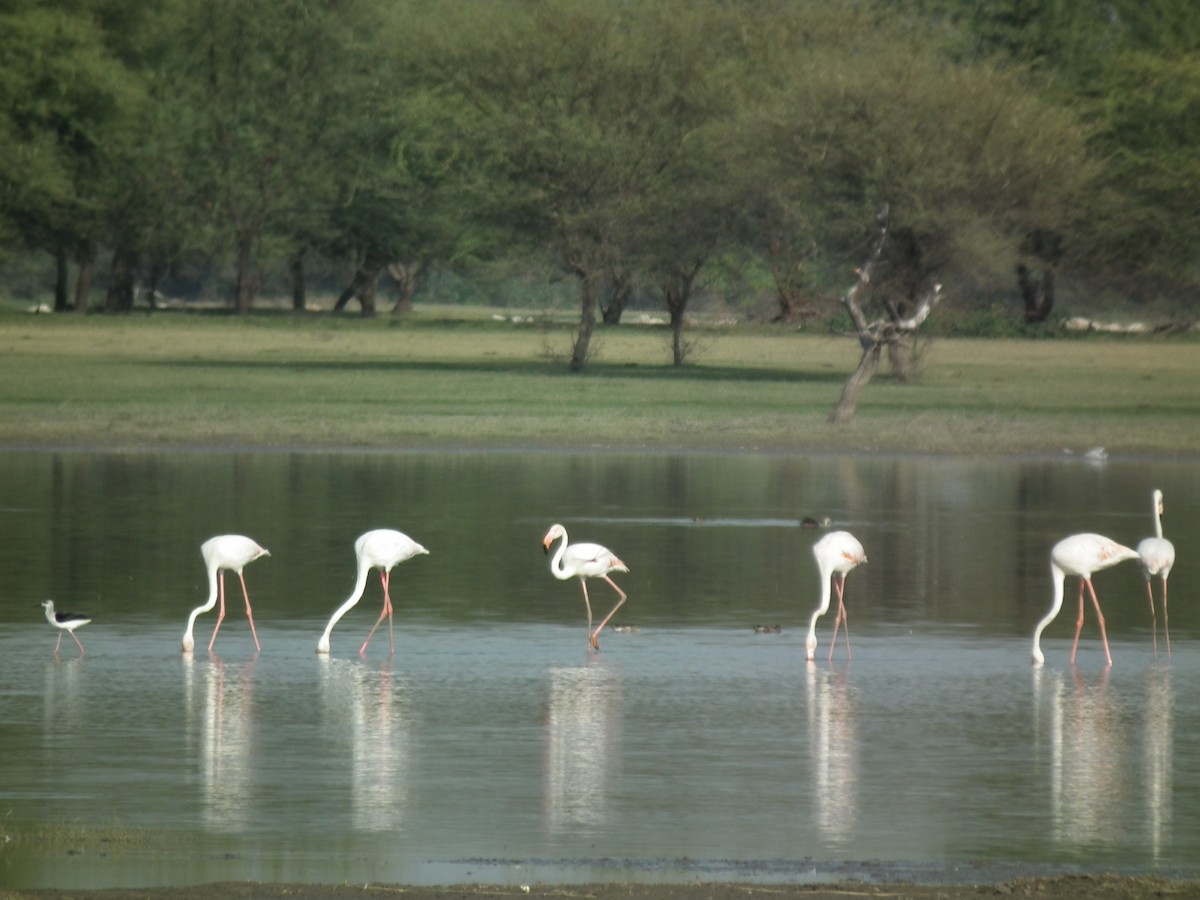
[42,600,91,656]
[1137,489,1176,657]
[317,529,429,655]
[806,531,867,661]
[182,535,270,653]
[1031,533,1140,667]
[542,523,628,652]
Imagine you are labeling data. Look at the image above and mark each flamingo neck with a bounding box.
[317,556,374,651]
[548,531,573,581]
[806,564,834,657]
[1031,562,1066,665]
[1154,499,1164,540]
[183,564,222,650]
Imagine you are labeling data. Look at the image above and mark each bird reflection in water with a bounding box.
[805,663,858,845]
[318,656,411,831]
[184,654,257,832]
[1143,666,1173,860]
[1034,664,1147,848]
[542,660,622,831]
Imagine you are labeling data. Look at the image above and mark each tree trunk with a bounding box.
[54,249,70,312]
[234,231,255,314]
[601,269,633,324]
[388,261,423,318]
[570,270,600,372]
[290,249,307,312]
[829,342,883,423]
[888,334,917,382]
[105,242,138,313]
[74,243,96,315]
[1017,263,1055,323]
[334,264,381,317]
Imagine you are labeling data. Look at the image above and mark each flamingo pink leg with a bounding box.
[360,570,395,655]
[238,572,261,652]
[1071,576,1112,667]
[1162,577,1171,659]
[208,573,228,652]
[579,580,596,650]
[827,575,852,661]
[589,576,628,652]
[1145,580,1158,657]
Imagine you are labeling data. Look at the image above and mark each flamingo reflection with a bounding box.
[319,656,411,830]
[543,661,622,830]
[1033,666,1124,847]
[185,655,257,831]
[1144,667,1173,860]
[805,663,858,844]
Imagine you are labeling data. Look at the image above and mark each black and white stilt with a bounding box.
[42,599,91,656]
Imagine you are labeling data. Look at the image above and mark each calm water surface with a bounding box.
[1,450,1197,888]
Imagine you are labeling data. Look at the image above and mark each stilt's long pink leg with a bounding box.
[54,633,63,655]
[238,572,261,652]
[208,574,227,652]
[71,631,85,654]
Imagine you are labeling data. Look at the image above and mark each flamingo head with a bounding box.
[181,632,195,653]
[542,524,566,554]
[805,632,817,660]
[1154,489,1165,517]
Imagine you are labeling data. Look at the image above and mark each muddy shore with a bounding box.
[4,874,1199,900]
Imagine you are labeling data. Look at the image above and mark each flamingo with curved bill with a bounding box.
[1031,533,1140,667]
[542,523,628,652]
[42,599,91,656]
[806,531,867,661]
[1137,489,1176,657]
[317,529,429,655]
[182,535,270,653]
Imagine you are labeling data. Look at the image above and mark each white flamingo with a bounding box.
[1031,533,1140,667]
[806,531,867,662]
[317,529,429,655]
[182,535,270,653]
[1137,489,1176,658]
[542,523,628,652]
[42,599,91,656]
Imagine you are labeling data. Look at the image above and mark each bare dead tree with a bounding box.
[828,206,943,424]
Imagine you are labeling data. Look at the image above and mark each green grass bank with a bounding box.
[1,307,1197,456]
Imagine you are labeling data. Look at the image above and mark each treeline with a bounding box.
[2,0,1198,361]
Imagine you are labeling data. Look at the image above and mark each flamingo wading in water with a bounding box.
[806,531,867,662]
[1031,533,1140,667]
[42,599,91,656]
[1137,489,1176,658]
[182,535,270,653]
[317,529,429,655]
[542,523,628,652]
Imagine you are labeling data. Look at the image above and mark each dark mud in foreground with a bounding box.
[4,876,1199,900]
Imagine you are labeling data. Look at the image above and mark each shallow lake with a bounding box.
[1,450,1197,888]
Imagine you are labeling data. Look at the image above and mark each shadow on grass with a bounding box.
[158,356,849,385]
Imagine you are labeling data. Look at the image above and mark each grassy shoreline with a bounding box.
[1,308,1197,457]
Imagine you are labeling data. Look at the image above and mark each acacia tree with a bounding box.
[433,0,727,370]
[160,0,385,313]
[0,1,146,311]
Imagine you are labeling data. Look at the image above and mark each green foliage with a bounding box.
[1,0,1198,320]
